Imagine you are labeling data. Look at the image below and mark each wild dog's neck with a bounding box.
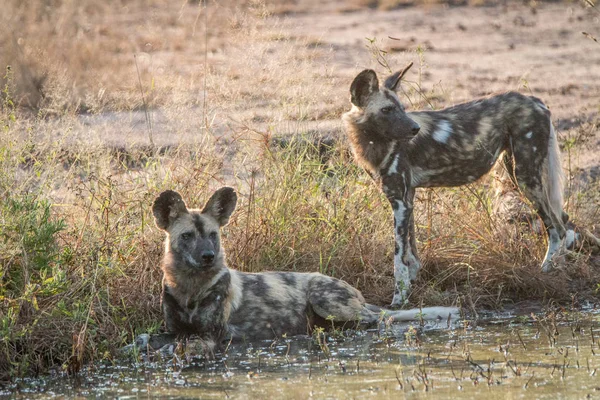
[347,122,400,175]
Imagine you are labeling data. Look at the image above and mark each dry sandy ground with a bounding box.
[296,1,600,178]
[56,1,599,182]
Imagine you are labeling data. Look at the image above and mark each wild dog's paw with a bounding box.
[119,334,150,355]
[391,276,412,308]
[135,333,150,348]
[541,259,554,273]
[390,290,409,308]
[541,252,567,272]
[119,333,178,355]
[564,227,600,252]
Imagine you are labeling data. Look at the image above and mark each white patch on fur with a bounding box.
[533,101,550,112]
[229,271,243,312]
[525,131,533,139]
[379,142,397,169]
[432,120,452,144]
[394,201,406,222]
[477,116,494,140]
[388,155,399,175]
[533,146,537,152]
[185,254,200,267]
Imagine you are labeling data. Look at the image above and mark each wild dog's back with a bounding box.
[227,271,314,339]
[407,91,552,187]
[227,270,369,340]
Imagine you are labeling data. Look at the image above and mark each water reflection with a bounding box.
[7,308,600,399]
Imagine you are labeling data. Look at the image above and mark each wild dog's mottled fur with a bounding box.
[152,188,458,348]
[343,68,569,307]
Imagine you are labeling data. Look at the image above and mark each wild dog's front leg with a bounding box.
[391,198,417,306]
[189,288,229,341]
[161,281,188,335]
[406,188,421,281]
[383,178,416,307]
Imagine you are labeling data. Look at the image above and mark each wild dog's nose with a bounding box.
[411,123,420,135]
[202,250,215,262]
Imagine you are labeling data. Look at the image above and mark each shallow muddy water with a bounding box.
[5,308,600,399]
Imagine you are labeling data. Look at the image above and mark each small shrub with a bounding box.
[0,193,66,378]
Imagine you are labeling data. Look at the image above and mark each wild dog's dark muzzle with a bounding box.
[411,122,420,135]
[202,250,215,263]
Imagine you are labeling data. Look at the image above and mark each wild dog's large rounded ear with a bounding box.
[384,62,413,92]
[201,187,237,227]
[152,190,188,230]
[350,69,379,108]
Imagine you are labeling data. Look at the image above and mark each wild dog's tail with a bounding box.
[366,304,459,322]
[546,121,566,224]
[387,306,460,321]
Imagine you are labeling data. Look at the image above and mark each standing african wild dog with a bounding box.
[342,65,569,307]
[152,187,458,347]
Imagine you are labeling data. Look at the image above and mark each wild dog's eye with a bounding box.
[181,231,194,240]
[209,232,218,241]
[381,106,394,114]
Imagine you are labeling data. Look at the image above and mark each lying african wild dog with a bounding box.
[343,64,571,307]
[151,187,458,348]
